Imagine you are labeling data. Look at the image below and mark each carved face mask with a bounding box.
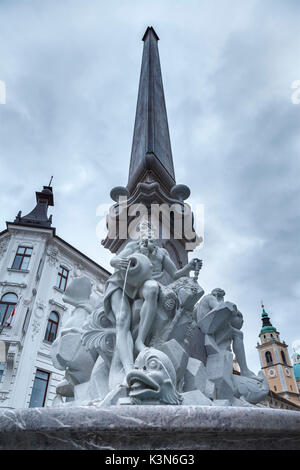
[126,348,182,405]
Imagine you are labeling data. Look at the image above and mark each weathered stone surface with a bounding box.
[157,339,188,383]
[181,390,212,406]
[183,357,215,399]
[0,406,300,450]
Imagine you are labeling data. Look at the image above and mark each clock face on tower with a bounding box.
[268,368,276,378]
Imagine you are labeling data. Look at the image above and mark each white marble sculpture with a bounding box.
[51,235,269,407]
[197,288,268,406]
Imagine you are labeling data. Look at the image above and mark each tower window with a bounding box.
[56,266,69,291]
[44,311,59,343]
[281,350,287,365]
[0,292,17,326]
[29,369,50,408]
[11,246,33,270]
[265,351,273,365]
[274,385,277,391]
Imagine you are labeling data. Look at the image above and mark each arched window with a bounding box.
[44,311,59,343]
[265,351,273,365]
[0,293,18,326]
[281,350,287,364]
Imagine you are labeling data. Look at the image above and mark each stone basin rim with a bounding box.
[1,405,300,435]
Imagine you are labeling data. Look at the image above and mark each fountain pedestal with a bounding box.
[0,405,300,450]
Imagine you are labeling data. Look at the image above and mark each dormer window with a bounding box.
[11,246,33,270]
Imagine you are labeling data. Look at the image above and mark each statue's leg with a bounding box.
[110,289,133,376]
[135,280,159,353]
[108,349,125,390]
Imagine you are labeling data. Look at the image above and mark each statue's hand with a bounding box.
[189,258,202,271]
[115,257,131,271]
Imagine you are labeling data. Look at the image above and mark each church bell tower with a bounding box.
[257,304,300,405]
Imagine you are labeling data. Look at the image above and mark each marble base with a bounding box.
[0,405,300,450]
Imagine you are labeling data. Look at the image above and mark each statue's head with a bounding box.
[231,309,244,330]
[211,288,225,300]
[137,221,158,254]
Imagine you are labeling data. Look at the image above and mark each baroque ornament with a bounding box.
[46,246,59,267]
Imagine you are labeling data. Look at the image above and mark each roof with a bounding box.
[260,306,277,335]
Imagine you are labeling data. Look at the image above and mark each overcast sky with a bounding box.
[0,0,299,372]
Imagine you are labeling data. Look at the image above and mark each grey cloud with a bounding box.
[0,0,299,371]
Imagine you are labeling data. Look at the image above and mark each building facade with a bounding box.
[257,304,300,408]
[0,185,110,409]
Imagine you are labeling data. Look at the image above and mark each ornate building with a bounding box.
[257,304,300,408]
[0,184,110,409]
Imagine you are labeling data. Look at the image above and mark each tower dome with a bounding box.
[260,305,277,334]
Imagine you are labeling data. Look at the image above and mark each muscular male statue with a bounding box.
[197,288,257,402]
[104,233,201,388]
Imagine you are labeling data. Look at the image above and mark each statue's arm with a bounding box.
[163,252,197,280]
[110,242,136,269]
[198,297,231,334]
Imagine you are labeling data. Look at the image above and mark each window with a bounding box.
[56,266,69,291]
[0,293,17,326]
[29,370,50,408]
[22,308,31,334]
[281,350,287,364]
[44,311,59,343]
[274,385,277,391]
[0,364,5,383]
[265,351,273,365]
[11,246,33,270]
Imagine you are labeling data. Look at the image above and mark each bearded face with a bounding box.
[139,238,157,256]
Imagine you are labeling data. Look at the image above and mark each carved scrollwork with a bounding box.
[82,309,115,356]
[46,246,59,267]
[0,238,9,259]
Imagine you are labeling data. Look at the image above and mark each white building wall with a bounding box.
[0,224,109,410]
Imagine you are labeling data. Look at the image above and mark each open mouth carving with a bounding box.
[127,371,160,396]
